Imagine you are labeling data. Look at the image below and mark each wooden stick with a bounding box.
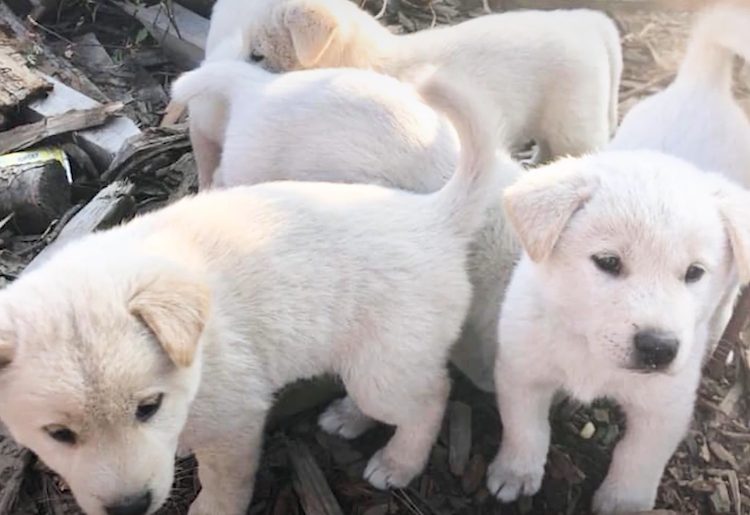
[25,180,136,271]
[288,439,345,515]
[0,102,124,155]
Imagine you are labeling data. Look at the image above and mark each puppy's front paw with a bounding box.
[318,398,375,439]
[364,449,420,490]
[591,479,655,514]
[486,453,544,503]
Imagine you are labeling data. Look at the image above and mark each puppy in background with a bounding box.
[0,76,512,515]
[171,60,522,393]
[487,4,750,514]
[205,0,622,162]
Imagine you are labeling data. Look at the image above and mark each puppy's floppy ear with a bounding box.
[129,271,211,367]
[284,0,339,67]
[715,182,750,283]
[503,159,598,262]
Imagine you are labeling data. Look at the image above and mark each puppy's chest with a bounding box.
[557,354,618,404]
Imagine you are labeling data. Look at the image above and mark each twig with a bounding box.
[375,0,389,19]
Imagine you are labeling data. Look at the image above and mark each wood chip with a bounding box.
[461,453,486,495]
[0,102,124,155]
[116,0,208,68]
[710,478,732,514]
[448,401,472,476]
[0,433,33,514]
[0,38,51,112]
[709,441,740,470]
[287,439,344,515]
[28,77,140,169]
[25,180,135,270]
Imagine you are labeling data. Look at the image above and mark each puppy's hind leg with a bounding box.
[346,363,450,490]
[190,123,222,190]
[319,395,377,439]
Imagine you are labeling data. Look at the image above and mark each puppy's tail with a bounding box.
[602,17,623,135]
[171,60,266,109]
[677,2,750,92]
[419,72,516,238]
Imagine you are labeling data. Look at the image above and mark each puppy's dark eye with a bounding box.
[249,51,265,63]
[45,425,77,445]
[136,393,164,423]
[592,254,622,277]
[685,264,705,283]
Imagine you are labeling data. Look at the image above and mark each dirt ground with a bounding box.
[0,1,749,514]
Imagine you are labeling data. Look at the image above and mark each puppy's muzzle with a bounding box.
[105,490,152,515]
[633,329,679,371]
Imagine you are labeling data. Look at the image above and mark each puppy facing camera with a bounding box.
[489,150,750,513]
[487,3,750,513]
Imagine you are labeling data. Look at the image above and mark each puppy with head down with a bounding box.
[487,4,750,513]
[203,0,622,163]
[0,78,512,515]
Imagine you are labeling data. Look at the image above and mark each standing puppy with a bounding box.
[173,61,459,191]
[0,79,510,515]
[611,2,750,187]
[206,0,622,162]
[171,61,522,392]
[487,4,750,513]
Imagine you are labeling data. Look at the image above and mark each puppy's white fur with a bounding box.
[172,61,521,392]
[611,3,750,188]
[0,78,512,515]
[206,0,622,161]
[487,5,750,513]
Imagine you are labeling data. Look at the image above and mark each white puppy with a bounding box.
[205,0,623,162]
[611,2,750,188]
[171,61,522,392]
[0,78,513,515]
[174,59,459,191]
[487,4,750,513]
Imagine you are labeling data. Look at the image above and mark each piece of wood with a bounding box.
[100,124,192,183]
[28,77,141,170]
[0,3,107,102]
[116,0,209,69]
[288,439,345,515]
[175,0,215,18]
[0,431,34,514]
[0,39,51,112]
[25,180,136,271]
[448,401,472,477]
[0,159,71,233]
[0,102,124,154]
[706,287,750,378]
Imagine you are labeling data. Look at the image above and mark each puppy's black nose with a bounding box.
[634,330,679,370]
[105,491,152,515]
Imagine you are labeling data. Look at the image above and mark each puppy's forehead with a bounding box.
[574,153,726,256]
[3,275,166,419]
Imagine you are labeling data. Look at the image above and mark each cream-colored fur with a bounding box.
[487,5,750,513]
[205,0,622,161]
[171,61,521,392]
[0,78,514,515]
